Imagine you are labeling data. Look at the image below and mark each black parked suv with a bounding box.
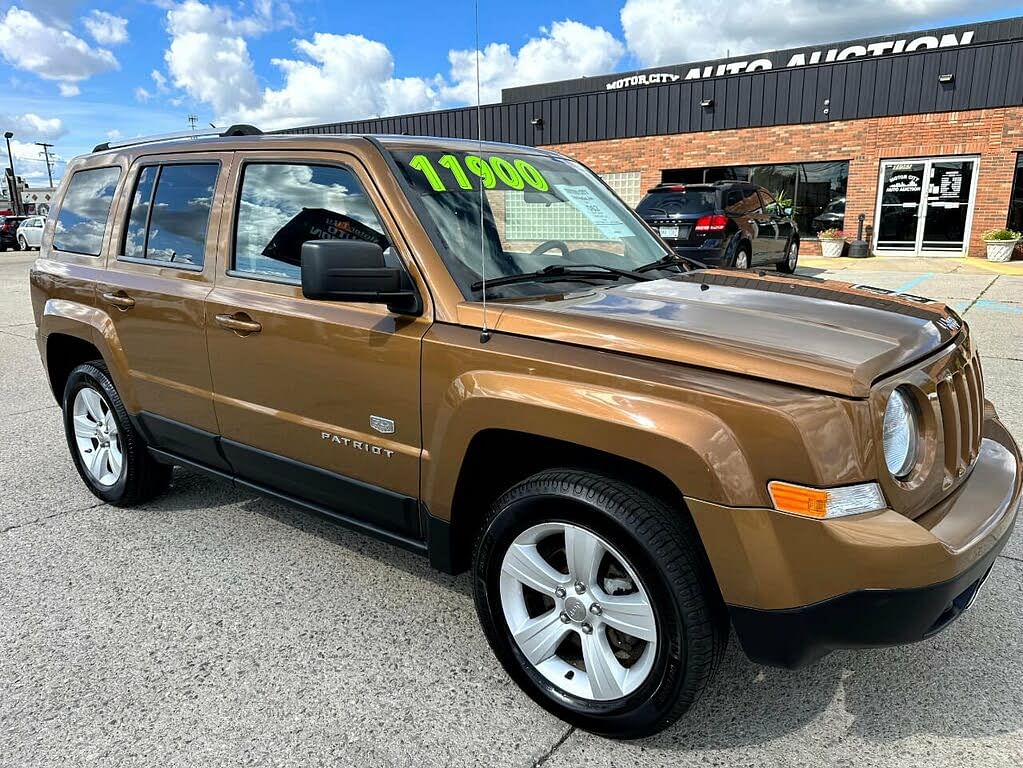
[0,215,27,251]
[636,182,799,271]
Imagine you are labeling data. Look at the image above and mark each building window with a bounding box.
[1009,154,1023,233]
[503,170,643,241]
[661,161,849,237]
[600,171,642,207]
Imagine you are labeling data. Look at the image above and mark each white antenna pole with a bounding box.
[476,0,491,343]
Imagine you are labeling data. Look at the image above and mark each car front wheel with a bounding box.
[17,235,28,251]
[777,239,799,273]
[473,470,727,738]
[62,361,171,506]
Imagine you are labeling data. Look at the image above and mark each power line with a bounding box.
[35,142,54,187]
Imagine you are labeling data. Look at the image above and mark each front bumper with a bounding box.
[688,416,1021,669]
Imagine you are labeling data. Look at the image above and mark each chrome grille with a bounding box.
[936,352,984,478]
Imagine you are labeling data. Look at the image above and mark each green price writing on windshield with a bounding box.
[408,154,549,193]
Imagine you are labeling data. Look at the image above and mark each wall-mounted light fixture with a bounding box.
[938,73,955,84]
[530,117,544,127]
[700,98,714,108]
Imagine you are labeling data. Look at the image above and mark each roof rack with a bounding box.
[92,124,262,153]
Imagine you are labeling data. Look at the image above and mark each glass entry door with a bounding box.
[875,157,978,255]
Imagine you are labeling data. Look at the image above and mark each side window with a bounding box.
[759,190,782,216]
[724,189,742,211]
[53,167,121,256]
[731,187,761,216]
[122,163,219,267]
[233,163,391,281]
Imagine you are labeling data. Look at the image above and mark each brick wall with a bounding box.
[544,106,1023,258]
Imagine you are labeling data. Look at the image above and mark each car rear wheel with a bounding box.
[62,361,171,506]
[473,470,727,738]
[17,235,28,251]
[733,246,750,270]
[776,239,799,273]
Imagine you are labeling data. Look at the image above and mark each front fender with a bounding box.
[423,370,755,520]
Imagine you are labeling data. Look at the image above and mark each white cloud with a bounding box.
[240,33,439,129]
[442,20,624,104]
[161,2,625,130]
[163,0,285,117]
[135,86,152,102]
[83,10,129,46]
[620,0,1016,66]
[0,112,66,140]
[0,7,118,94]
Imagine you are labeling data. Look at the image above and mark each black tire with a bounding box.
[733,245,751,270]
[62,361,171,506]
[776,238,799,273]
[473,470,727,738]
[17,235,27,251]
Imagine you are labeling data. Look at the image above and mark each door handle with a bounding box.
[101,290,135,310]
[215,312,262,335]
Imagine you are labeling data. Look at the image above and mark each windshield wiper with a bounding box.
[636,252,709,272]
[470,263,650,292]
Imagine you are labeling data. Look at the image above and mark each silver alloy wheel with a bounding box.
[735,250,749,269]
[18,235,27,251]
[786,240,799,269]
[500,522,657,701]
[72,387,123,487]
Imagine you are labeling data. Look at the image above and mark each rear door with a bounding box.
[756,189,788,260]
[97,152,231,467]
[26,217,44,247]
[205,151,431,540]
[727,186,769,262]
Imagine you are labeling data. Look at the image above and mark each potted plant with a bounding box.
[982,228,1021,262]
[817,228,846,258]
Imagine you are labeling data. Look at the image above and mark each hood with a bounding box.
[492,271,962,397]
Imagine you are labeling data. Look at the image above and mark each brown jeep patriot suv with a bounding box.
[30,126,1021,738]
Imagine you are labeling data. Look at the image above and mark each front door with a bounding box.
[205,152,431,540]
[875,158,978,255]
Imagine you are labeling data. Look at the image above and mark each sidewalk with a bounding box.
[800,255,1023,276]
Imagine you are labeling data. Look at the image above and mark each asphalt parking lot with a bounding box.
[2,249,1022,767]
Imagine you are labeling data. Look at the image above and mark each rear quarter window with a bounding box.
[53,166,121,256]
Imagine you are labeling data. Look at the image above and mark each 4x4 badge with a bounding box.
[370,415,395,434]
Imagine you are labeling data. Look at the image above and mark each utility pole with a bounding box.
[3,131,21,215]
[35,142,54,187]
[187,114,198,133]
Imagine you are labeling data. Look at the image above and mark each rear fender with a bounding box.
[39,299,137,411]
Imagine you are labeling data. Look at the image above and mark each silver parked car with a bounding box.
[16,216,44,250]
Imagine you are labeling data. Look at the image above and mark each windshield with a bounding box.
[387,147,670,298]
[636,189,717,217]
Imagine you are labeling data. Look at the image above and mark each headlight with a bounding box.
[883,387,918,478]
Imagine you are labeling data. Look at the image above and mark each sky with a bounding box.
[1,0,1020,187]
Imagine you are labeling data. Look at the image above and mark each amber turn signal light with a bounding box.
[768,481,886,519]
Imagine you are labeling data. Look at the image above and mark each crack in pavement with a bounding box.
[959,274,1000,316]
[0,501,105,535]
[531,726,575,768]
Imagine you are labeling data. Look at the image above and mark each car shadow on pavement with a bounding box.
[142,468,473,596]
[642,572,1023,750]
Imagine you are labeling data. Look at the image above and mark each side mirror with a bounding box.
[301,240,420,314]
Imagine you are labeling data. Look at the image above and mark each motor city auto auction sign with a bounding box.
[603,30,975,90]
